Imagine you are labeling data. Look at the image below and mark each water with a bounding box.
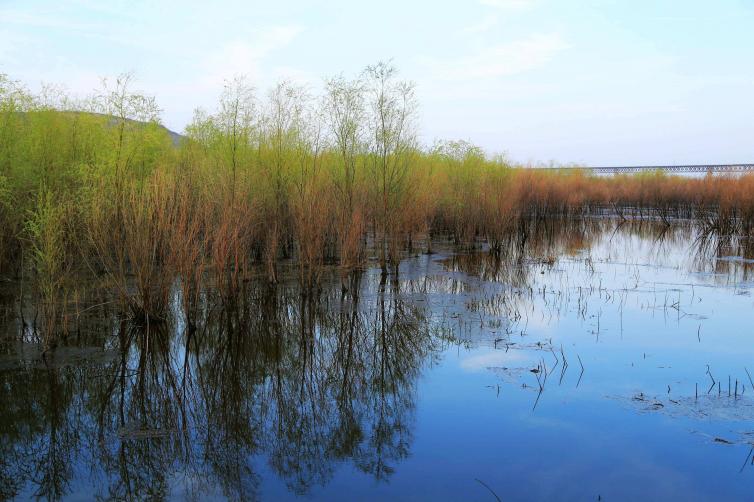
[2,219,754,501]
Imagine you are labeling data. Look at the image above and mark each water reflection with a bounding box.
[0,269,441,500]
[3,218,754,500]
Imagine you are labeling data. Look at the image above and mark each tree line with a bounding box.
[1,64,752,344]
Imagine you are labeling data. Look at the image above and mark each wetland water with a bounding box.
[2,219,754,501]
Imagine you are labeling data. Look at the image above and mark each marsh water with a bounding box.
[2,219,754,501]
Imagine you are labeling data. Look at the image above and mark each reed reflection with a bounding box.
[4,218,754,500]
[0,269,437,500]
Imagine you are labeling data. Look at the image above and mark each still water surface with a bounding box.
[2,219,754,501]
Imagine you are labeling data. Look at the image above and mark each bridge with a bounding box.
[536,164,754,174]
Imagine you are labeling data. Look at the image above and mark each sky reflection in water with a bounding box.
[2,219,754,501]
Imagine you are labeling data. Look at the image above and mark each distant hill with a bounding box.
[13,110,186,146]
[163,126,185,147]
[80,111,186,147]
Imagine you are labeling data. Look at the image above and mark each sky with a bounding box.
[1,0,753,166]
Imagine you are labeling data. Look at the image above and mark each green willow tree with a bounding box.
[217,76,257,199]
[363,62,418,276]
[94,72,163,188]
[324,75,367,270]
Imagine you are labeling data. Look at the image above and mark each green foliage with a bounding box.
[0,172,10,209]
[2,65,752,341]
[25,189,68,292]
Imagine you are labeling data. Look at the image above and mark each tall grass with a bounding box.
[2,66,754,341]
[24,189,75,344]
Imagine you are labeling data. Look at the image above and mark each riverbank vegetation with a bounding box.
[2,65,753,344]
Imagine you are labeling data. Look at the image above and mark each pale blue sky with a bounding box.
[2,0,753,165]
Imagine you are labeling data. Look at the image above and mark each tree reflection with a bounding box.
[0,267,438,500]
[4,217,754,499]
[0,362,82,501]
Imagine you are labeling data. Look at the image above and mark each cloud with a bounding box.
[480,0,536,9]
[459,350,527,372]
[198,25,303,88]
[463,0,535,35]
[0,29,26,67]
[462,15,500,35]
[426,33,569,81]
[0,6,98,32]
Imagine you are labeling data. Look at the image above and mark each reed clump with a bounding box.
[3,66,754,343]
[24,189,77,344]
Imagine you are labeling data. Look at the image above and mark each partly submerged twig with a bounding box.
[474,478,502,502]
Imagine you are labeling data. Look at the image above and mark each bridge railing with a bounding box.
[531,164,754,174]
